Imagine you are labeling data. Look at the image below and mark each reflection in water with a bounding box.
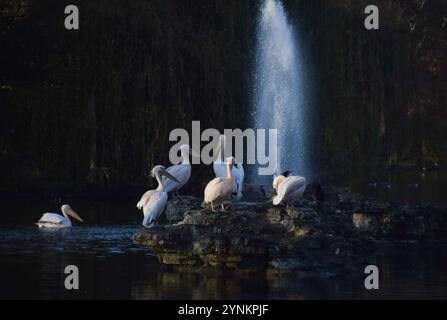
[0,183,447,299]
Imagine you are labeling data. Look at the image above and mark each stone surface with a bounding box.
[133,185,447,277]
[165,196,202,223]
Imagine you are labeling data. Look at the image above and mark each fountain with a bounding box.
[252,0,310,184]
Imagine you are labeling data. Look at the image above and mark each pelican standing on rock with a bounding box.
[36,204,83,228]
[272,172,306,208]
[137,165,180,227]
[204,157,236,212]
[232,163,244,200]
[163,144,197,197]
[213,135,244,199]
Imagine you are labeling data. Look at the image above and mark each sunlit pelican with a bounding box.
[163,144,198,197]
[232,163,244,200]
[36,204,83,228]
[272,172,306,208]
[204,157,235,212]
[137,165,180,227]
[213,135,244,199]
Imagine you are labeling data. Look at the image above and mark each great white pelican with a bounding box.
[272,172,306,208]
[137,165,180,227]
[213,135,244,199]
[163,144,198,197]
[204,156,235,212]
[36,204,83,228]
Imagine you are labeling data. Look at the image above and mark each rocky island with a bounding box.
[133,184,447,278]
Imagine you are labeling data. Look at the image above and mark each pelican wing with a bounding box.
[38,213,65,224]
[233,164,245,197]
[137,190,155,210]
[273,176,306,205]
[163,163,191,193]
[213,162,243,195]
[204,177,232,205]
[287,176,307,198]
[142,191,168,227]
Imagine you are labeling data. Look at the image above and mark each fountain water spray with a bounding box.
[252,0,310,184]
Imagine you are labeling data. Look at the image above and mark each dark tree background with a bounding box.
[0,0,256,192]
[291,0,447,181]
[0,0,446,192]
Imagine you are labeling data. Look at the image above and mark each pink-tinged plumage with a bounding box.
[137,165,180,227]
[273,175,306,207]
[204,157,235,211]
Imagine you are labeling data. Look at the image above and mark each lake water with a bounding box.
[1,170,446,300]
[349,169,447,207]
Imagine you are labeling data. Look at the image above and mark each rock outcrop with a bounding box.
[133,184,447,277]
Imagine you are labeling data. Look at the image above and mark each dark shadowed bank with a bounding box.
[1,0,446,193]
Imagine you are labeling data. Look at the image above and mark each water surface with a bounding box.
[1,175,446,300]
[350,169,447,207]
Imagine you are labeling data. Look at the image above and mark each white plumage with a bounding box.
[232,163,244,200]
[213,135,244,199]
[162,144,193,196]
[137,165,180,227]
[137,190,168,227]
[36,204,83,228]
[272,175,306,207]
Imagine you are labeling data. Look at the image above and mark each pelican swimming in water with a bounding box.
[137,165,180,227]
[36,204,83,228]
[204,157,235,212]
[213,135,244,199]
[272,172,306,208]
[163,144,198,197]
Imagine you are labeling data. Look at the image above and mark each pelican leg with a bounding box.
[176,190,180,198]
[211,202,216,212]
[221,204,225,211]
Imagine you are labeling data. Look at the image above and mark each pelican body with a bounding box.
[137,165,180,227]
[213,135,244,199]
[232,163,244,200]
[272,174,306,207]
[163,144,196,197]
[36,204,83,228]
[204,157,235,212]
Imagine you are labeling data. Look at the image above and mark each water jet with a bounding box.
[252,0,311,185]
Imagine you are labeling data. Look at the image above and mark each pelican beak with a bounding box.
[162,170,180,184]
[67,208,83,223]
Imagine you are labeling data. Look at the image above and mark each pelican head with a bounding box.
[61,204,83,222]
[151,165,180,183]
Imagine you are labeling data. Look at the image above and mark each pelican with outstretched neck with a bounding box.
[163,144,198,197]
[204,157,236,212]
[137,165,180,227]
[272,171,306,208]
[36,204,83,228]
[213,135,244,199]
